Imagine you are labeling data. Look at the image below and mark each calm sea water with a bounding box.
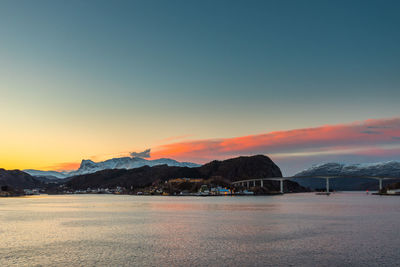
[1,193,399,267]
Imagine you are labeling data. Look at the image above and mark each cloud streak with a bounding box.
[47,117,400,174]
[151,117,400,164]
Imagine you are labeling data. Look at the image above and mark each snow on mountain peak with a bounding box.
[25,157,201,179]
[295,161,400,178]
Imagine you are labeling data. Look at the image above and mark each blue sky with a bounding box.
[0,0,399,172]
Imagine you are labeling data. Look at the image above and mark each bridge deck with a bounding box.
[231,176,398,193]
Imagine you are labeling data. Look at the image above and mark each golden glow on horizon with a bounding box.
[1,117,400,171]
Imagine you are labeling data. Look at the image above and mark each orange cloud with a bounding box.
[44,162,81,171]
[39,117,400,174]
[151,117,400,163]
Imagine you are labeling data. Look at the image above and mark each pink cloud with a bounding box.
[151,117,400,163]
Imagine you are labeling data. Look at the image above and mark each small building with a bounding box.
[168,178,204,184]
[387,189,400,194]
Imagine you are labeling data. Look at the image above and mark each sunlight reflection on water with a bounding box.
[1,193,399,266]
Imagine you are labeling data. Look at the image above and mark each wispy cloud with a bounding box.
[151,117,400,164]
[46,117,400,174]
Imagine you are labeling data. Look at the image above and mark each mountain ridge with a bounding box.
[24,157,200,179]
[295,161,400,178]
[65,155,283,190]
[0,169,42,189]
[292,161,400,190]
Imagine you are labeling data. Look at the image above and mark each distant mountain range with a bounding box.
[4,157,400,191]
[64,155,284,190]
[294,161,400,178]
[292,161,400,190]
[2,155,290,192]
[22,169,70,179]
[24,157,200,179]
[0,169,42,189]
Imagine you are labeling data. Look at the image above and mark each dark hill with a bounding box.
[65,155,283,190]
[0,169,42,189]
[198,155,282,181]
[65,165,201,189]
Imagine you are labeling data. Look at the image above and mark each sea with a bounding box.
[1,193,399,266]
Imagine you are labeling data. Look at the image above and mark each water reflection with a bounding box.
[1,193,400,266]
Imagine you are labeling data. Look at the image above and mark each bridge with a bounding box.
[231,176,398,194]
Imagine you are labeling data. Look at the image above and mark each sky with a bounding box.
[0,0,399,175]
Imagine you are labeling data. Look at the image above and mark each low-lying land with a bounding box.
[2,155,308,196]
[2,155,400,197]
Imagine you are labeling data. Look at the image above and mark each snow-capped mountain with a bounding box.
[68,157,200,176]
[23,169,69,179]
[24,157,200,179]
[294,161,400,178]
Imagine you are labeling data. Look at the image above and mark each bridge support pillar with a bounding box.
[247,181,249,189]
[326,178,330,194]
[261,180,264,187]
[379,178,383,192]
[253,180,256,187]
[280,179,284,194]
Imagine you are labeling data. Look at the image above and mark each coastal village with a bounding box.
[50,177,257,196]
[1,177,259,197]
[2,156,400,197]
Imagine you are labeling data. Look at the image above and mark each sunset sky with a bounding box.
[1,0,399,175]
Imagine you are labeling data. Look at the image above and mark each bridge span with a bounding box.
[231,176,397,194]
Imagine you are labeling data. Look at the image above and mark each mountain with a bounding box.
[66,165,200,189]
[292,161,400,190]
[0,169,42,189]
[23,169,69,179]
[198,155,282,181]
[65,155,285,190]
[289,177,396,191]
[295,161,400,178]
[24,157,200,179]
[69,157,200,176]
